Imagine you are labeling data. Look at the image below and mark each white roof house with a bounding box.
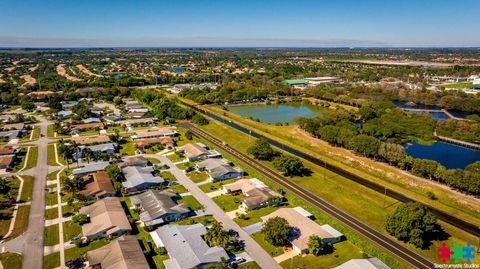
[334,258,390,269]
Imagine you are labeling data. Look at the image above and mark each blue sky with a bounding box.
[0,0,479,47]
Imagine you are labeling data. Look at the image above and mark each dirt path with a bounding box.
[56,64,82,81]
[20,75,36,87]
[75,64,102,77]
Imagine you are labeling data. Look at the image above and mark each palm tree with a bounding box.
[82,148,93,164]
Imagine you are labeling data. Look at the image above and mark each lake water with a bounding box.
[228,103,322,124]
[404,142,480,169]
[393,101,471,119]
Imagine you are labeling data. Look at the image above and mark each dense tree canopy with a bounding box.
[261,217,291,247]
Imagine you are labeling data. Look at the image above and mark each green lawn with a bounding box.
[10,147,28,172]
[24,146,38,170]
[251,232,284,257]
[199,178,238,193]
[212,194,242,212]
[233,205,289,227]
[78,129,100,136]
[239,261,262,269]
[171,215,215,226]
[146,157,160,164]
[31,126,40,140]
[64,239,109,261]
[168,184,188,194]
[47,144,60,166]
[442,82,473,89]
[279,241,364,269]
[63,221,81,241]
[160,171,177,182]
[0,178,20,237]
[47,125,55,138]
[44,224,59,246]
[5,205,30,240]
[177,195,203,210]
[43,252,60,269]
[45,186,58,206]
[19,175,33,202]
[0,252,22,269]
[45,208,58,220]
[176,162,194,170]
[166,153,184,162]
[119,139,136,156]
[187,171,208,183]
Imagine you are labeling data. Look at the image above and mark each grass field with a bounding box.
[279,241,364,268]
[43,252,60,269]
[119,139,136,156]
[0,252,22,269]
[146,157,160,164]
[186,171,208,183]
[45,208,58,220]
[251,232,284,257]
[176,162,194,170]
[31,126,41,140]
[64,239,109,261]
[198,178,238,193]
[168,184,188,194]
[63,221,81,242]
[160,171,176,182]
[177,195,203,210]
[47,144,61,166]
[167,153,184,162]
[19,175,33,202]
[212,194,242,212]
[44,224,59,246]
[441,82,473,89]
[233,205,289,227]
[24,146,38,170]
[5,205,30,241]
[45,186,58,206]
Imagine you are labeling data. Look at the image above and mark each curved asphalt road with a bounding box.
[180,122,434,269]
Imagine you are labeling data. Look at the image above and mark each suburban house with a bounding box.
[57,110,73,120]
[334,258,390,269]
[150,224,229,269]
[74,143,117,160]
[123,112,146,118]
[103,114,123,124]
[79,171,116,200]
[125,100,148,113]
[72,161,110,177]
[130,189,190,226]
[261,207,344,254]
[196,158,243,181]
[176,143,221,162]
[121,166,164,194]
[134,137,174,152]
[118,117,156,127]
[70,122,104,133]
[118,156,150,169]
[0,145,18,155]
[223,178,283,210]
[72,135,111,146]
[0,123,24,131]
[79,197,132,240]
[86,235,150,269]
[0,155,15,170]
[0,130,21,141]
[82,117,101,124]
[60,100,79,110]
[130,126,178,140]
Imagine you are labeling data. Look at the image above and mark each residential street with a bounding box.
[143,154,282,269]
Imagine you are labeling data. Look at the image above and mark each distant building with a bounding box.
[130,126,178,140]
[82,117,101,124]
[72,161,110,177]
[135,137,174,152]
[150,224,229,269]
[118,118,156,127]
[72,135,111,146]
[57,110,73,120]
[70,122,104,133]
[130,189,190,226]
[117,156,150,168]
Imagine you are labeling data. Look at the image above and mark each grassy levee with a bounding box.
[179,97,480,226]
[180,116,480,265]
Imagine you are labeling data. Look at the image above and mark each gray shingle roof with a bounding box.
[72,161,110,176]
[121,166,164,189]
[130,190,189,223]
[150,224,228,269]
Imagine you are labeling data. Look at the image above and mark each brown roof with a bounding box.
[0,155,14,166]
[70,122,104,131]
[27,91,54,96]
[1,123,24,131]
[86,235,149,269]
[0,146,17,155]
[79,171,115,198]
[123,112,145,118]
[176,143,209,159]
[133,126,177,139]
[72,135,111,145]
[134,137,173,147]
[118,156,149,168]
[79,197,131,237]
